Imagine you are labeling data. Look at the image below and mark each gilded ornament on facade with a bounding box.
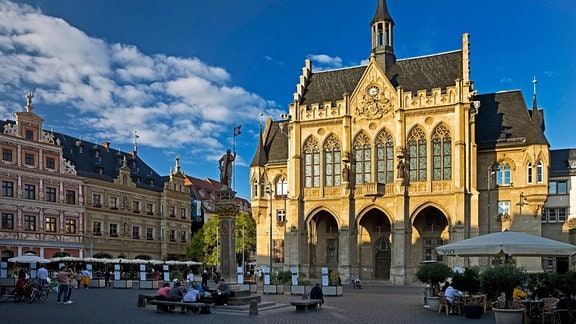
[356,86,393,120]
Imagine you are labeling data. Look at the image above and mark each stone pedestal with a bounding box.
[216,188,239,283]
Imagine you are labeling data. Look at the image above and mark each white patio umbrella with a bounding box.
[436,230,576,257]
[8,253,51,264]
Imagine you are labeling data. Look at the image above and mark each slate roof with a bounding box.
[371,0,394,26]
[475,91,548,150]
[549,149,576,176]
[300,50,462,106]
[250,120,289,167]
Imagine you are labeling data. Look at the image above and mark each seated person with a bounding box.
[183,282,200,303]
[309,283,324,305]
[196,281,212,300]
[512,285,527,301]
[444,283,463,314]
[154,283,171,312]
[212,279,230,305]
[441,281,450,293]
[166,280,186,312]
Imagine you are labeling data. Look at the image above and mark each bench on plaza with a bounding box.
[137,293,157,307]
[147,299,210,314]
[290,299,322,311]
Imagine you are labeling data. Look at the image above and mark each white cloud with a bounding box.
[307,54,343,71]
[0,0,271,160]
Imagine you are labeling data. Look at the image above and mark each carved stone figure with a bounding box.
[342,164,350,182]
[397,159,405,179]
[219,149,236,188]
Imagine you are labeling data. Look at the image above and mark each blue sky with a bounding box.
[1,0,575,199]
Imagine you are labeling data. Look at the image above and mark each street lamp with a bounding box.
[265,183,273,276]
[487,164,496,267]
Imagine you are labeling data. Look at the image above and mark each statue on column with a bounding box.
[219,149,236,188]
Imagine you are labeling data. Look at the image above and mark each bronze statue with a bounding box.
[219,149,236,188]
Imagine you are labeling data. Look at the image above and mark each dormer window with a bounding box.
[25,129,34,140]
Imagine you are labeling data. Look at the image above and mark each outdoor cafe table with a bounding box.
[522,299,544,323]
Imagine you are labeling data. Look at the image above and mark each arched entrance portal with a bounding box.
[412,206,449,263]
[308,210,339,278]
[358,208,391,280]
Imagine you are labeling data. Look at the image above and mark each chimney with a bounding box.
[102,141,110,149]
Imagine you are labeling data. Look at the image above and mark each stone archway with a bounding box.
[358,208,391,280]
[308,210,339,278]
[412,206,449,263]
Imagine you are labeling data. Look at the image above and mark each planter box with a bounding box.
[493,306,524,324]
[89,279,106,288]
[463,304,483,319]
[0,278,16,287]
[139,280,159,289]
[427,296,440,312]
[263,284,284,294]
[323,285,343,296]
[291,285,314,295]
[113,280,133,289]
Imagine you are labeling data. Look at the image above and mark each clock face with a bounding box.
[368,86,379,96]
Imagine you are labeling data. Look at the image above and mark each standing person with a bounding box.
[212,278,230,305]
[310,283,325,305]
[80,268,91,289]
[56,267,72,304]
[201,270,209,289]
[37,264,48,288]
[218,149,236,188]
[65,268,74,304]
[186,270,194,290]
[104,269,111,287]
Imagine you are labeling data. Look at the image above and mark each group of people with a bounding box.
[154,276,232,313]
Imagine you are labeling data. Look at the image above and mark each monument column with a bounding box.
[216,188,238,283]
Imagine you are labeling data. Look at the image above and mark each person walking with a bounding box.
[186,270,194,290]
[80,268,91,289]
[37,264,48,288]
[56,267,72,304]
[104,269,111,287]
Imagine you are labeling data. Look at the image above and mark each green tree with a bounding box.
[186,211,256,267]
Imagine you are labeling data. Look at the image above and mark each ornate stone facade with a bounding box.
[250,0,552,285]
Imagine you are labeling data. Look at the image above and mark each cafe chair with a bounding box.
[553,309,573,324]
[438,293,450,316]
[541,297,559,323]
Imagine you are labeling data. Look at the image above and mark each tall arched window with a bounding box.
[536,161,543,183]
[252,179,259,198]
[303,137,320,187]
[432,125,451,181]
[376,130,394,183]
[496,163,512,185]
[324,135,341,187]
[408,127,427,182]
[276,178,288,196]
[354,132,371,184]
[527,162,533,184]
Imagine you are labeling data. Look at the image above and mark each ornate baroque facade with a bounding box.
[250,0,558,285]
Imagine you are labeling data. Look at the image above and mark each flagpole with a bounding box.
[233,123,236,191]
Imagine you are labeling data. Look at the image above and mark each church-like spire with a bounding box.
[370,0,396,70]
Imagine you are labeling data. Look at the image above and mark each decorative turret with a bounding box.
[370,0,396,71]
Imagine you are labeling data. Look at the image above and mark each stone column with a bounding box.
[216,188,239,283]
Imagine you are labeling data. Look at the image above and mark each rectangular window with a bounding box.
[110,197,118,209]
[180,208,186,219]
[45,217,57,232]
[109,224,118,237]
[169,206,175,217]
[66,190,76,204]
[132,226,140,239]
[24,184,35,199]
[24,153,35,166]
[93,222,102,236]
[180,231,187,243]
[423,238,444,261]
[132,201,140,213]
[65,219,76,234]
[146,203,153,215]
[24,215,36,231]
[2,181,14,197]
[25,129,34,140]
[46,157,56,169]
[542,208,569,223]
[2,148,13,162]
[1,213,14,230]
[169,230,176,242]
[277,209,286,223]
[558,208,567,222]
[498,201,511,218]
[146,228,154,240]
[93,194,102,207]
[46,187,57,202]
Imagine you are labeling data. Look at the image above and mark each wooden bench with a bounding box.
[147,300,210,314]
[290,299,322,311]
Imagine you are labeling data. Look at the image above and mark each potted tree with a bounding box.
[452,266,483,318]
[480,263,527,324]
[415,262,452,311]
[324,271,343,296]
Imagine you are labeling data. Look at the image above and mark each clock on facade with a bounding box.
[368,86,379,97]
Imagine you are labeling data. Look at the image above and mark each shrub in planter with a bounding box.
[415,263,452,296]
[451,266,481,294]
[480,264,526,309]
